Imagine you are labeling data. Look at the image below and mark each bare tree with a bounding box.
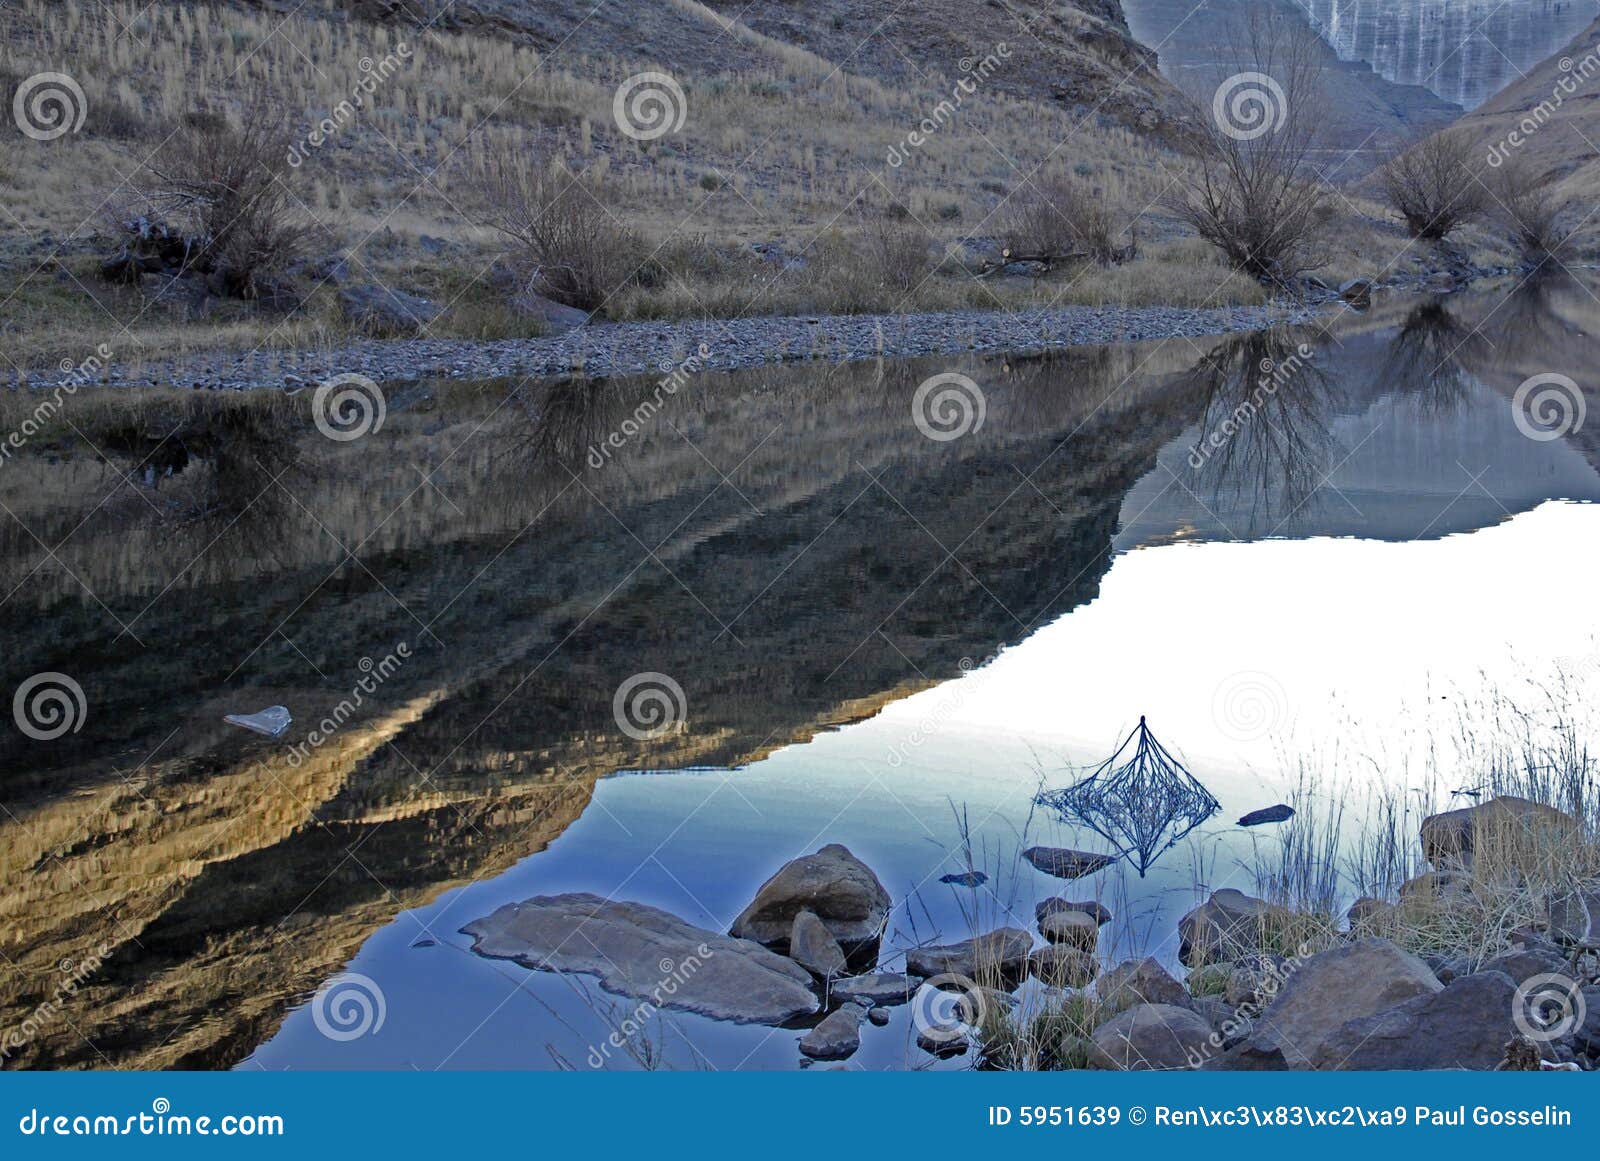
[1002,172,1130,267]
[1165,9,1330,285]
[1491,157,1566,259]
[1378,129,1488,240]
[116,93,316,298]
[474,144,642,312]
[855,204,935,293]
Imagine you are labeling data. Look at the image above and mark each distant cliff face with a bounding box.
[1291,0,1600,109]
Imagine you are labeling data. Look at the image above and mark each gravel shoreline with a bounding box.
[12,301,1322,392]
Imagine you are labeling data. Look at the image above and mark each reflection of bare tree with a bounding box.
[1182,328,1338,527]
[1472,272,1578,367]
[1378,301,1490,415]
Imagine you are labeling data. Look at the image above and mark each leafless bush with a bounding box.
[123,95,316,298]
[474,145,642,312]
[1492,158,1566,258]
[855,207,935,293]
[1379,130,1488,240]
[1003,173,1126,266]
[1165,11,1330,285]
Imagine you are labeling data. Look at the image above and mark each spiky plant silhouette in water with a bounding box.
[1036,717,1221,877]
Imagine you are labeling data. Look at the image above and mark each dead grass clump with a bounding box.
[1003,173,1127,266]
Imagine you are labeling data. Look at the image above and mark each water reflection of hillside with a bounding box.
[3,287,1595,1069]
[0,342,1205,1068]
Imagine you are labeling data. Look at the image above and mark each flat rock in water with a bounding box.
[224,705,292,737]
[904,927,1033,981]
[798,1004,865,1060]
[1039,910,1099,951]
[1238,804,1294,827]
[462,893,819,1025]
[729,843,890,954]
[831,972,913,1006]
[1022,846,1114,880]
[789,909,847,979]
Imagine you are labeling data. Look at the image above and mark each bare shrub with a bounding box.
[1379,129,1489,240]
[855,206,935,293]
[1165,11,1329,284]
[119,94,315,298]
[474,145,642,312]
[1492,158,1567,258]
[1003,173,1127,266]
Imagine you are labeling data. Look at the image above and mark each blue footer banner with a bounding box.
[2,1073,1589,1157]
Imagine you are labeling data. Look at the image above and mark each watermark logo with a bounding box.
[1487,50,1600,166]
[311,972,387,1041]
[285,644,411,767]
[313,373,387,442]
[12,672,87,741]
[613,672,687,741]
[1,344,112,467]
[585,945,714,1068]
[1513,972,1587,1043]
[587,343,711,469]
[910,973,988,1046]
[13,72,87,141]
[1212,72,1288,141]
[1211,670,1288,743]
[886,44,1010,167]
[287,43,412,167]
[613,72,688,141]
[1512,373,1585,442]
[913,372,985,442]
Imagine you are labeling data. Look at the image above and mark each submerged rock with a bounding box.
[831,972,913,1006]
[1238,804,1294,827]
[904,928,1033,981]
[938,871,987,888]
[1022,846,1114,880]
[462,894,819,1025]
[729,844,890,956]
[1087,1003,1213,1070]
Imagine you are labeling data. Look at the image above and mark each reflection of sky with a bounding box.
[249,500,1600,1072]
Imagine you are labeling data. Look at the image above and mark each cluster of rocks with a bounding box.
[7,301,1317,392]
[461,797,1597,1070]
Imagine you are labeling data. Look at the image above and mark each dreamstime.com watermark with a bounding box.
[16,1099,283,1137]
[886,652,999,769]
[284,643,412,767]
[0,344,113,466]
[1486,49,1600,167]
[1211,669,1290,744]
[313,372,387,442]
[1,942,113,1062]
[586,947,715,1068]
[1513,972,1588,1044]
[886,44,1010,168]
[613,672,688,741]
[12,71,87,141]
[911,972,988,1046]
[1511,372,1586,442]
[310,972,387,1042]
[913,372,986,442]
[587,344,711,469]
[11,672,87,741]
[1187,343,1316,470]
[1212,71,1288,142]
[613,71,687,141]
[287,42,412,167]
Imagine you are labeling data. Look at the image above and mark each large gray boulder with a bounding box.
[1419,796,1580,867]
[1039,910,1099,951]
[1310,971,1520,1070]
[729,844,890,955]
[1231,938,1442,1068]
[462,893,819,1025]
[511,289,590,335]
[1036,898,1112,926]
[1087,1003,1214,1070]
[904,927,1033,981]
[1479,945,1569,985]
[339,284,441,336]
[1178,888,1286,967]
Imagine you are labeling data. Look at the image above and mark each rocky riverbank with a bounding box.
[8,302,1327,393]
[462,799,1599,1070]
